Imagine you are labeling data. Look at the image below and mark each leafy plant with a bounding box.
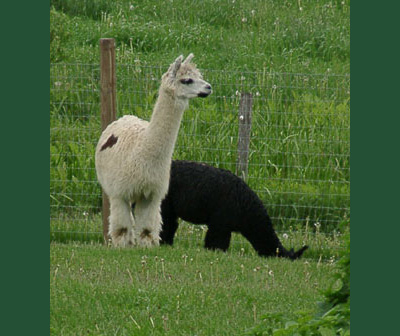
[247,232,350,335]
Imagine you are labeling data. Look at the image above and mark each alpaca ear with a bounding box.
[169,55,183,78]
[183,53,194,65]
[294,245,309,259]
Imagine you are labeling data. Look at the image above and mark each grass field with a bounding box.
[50,0,349,73]
[50,240,341,336]
[50,1,350,334]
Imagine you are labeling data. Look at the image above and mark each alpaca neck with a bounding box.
[246,205,288,257]
[144,88,188,160]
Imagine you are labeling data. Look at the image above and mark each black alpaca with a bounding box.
[158,160,308,260]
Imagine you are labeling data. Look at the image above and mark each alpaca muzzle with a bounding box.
[198,91,211,98]
[198,85,212,98]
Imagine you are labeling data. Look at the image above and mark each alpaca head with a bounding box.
[285,245,309,260]
[161,54,212,99]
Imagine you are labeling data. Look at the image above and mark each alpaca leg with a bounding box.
[134,196,162,247]
[204,224,232,252]
[160,200,179,245]
[108,197,135,247]
[160,217,179,245]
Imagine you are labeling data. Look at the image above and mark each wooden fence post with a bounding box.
[100,38,117,243]
[236,92,253,180]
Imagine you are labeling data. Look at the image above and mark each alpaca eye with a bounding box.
[180,78,194,85]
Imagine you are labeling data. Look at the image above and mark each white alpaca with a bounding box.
[95,54,212,247]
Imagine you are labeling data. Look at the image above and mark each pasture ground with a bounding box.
[50,222,345,336]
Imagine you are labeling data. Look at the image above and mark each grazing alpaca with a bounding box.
[95,55,212,247]
[159,160,308,259]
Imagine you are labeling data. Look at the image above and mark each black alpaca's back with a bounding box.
[160,160,308,259]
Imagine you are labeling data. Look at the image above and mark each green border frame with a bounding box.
[2,2,49,334]
[4,1,396,334]
[351,1,398,335]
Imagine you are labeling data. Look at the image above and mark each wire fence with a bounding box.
[50,62,350,250]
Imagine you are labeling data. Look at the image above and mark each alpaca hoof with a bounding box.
[137,229,160,247]
[110,228,135,247]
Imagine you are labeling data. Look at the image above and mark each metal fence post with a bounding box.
[236,92,253,180]
[100,38,117,243]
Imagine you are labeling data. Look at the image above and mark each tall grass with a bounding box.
[50,0,350,72]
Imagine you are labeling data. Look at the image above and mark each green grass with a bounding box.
[50,240,340,336]
[50,0,349,73]
[51,215,347,260]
